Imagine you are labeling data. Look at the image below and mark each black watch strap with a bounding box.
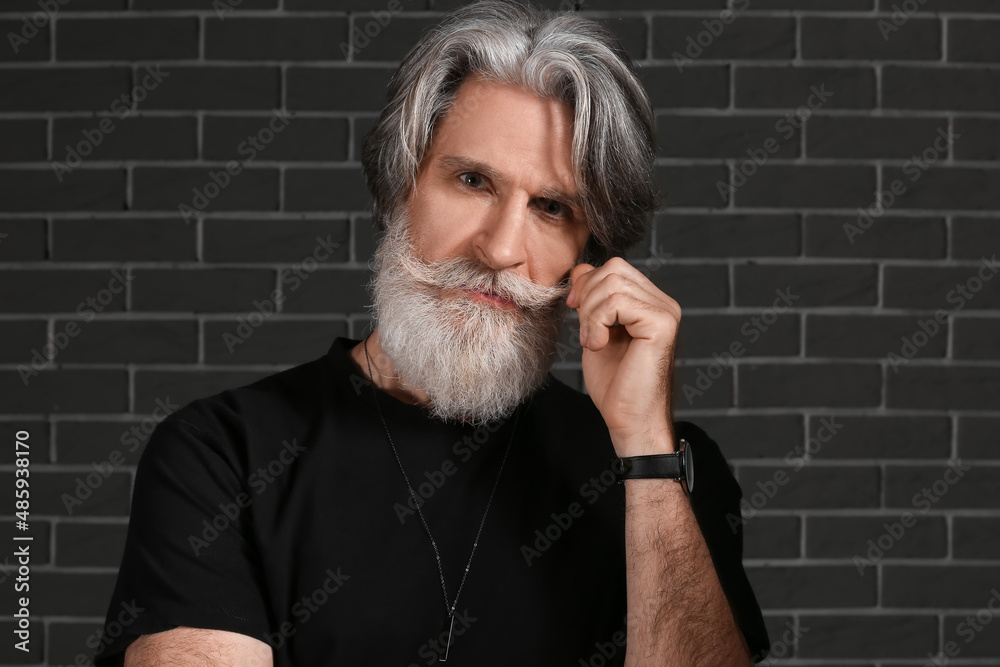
[612,438,694,492]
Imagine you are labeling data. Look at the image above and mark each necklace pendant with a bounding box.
[439,613,456,662]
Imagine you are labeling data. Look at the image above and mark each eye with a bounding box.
[537,198,568,220]
[459,172,485,189]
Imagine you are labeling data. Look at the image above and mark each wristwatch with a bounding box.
[612,438,694,493]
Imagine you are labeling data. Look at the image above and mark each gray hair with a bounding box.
[361,0,659,267]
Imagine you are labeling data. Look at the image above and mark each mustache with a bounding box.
[396,249,572,310]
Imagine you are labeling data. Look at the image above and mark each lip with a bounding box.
[463,287,518,309]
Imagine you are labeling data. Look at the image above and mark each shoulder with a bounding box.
[144,355,331,474]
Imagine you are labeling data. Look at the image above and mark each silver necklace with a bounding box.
[363,334,521,662]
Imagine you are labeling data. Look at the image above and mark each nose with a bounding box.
[473,191,529,273]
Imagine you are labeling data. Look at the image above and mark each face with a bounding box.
[368,75,591,426]
[406,74,591,300]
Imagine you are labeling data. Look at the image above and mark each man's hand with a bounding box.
[566,257,681,456]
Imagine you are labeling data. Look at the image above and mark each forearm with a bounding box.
[622,475,751,666]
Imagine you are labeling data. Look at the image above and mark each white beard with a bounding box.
[367,212,575,426]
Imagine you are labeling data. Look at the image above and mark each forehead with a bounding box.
[424,74,578,195]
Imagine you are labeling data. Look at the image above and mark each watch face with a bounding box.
[683,439,695,493]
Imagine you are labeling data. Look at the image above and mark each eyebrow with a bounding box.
[436,154,584,212]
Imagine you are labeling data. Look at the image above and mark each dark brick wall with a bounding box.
[1,0,998,664]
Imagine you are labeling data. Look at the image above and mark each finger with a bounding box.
[575,272,679,346]
[567,262,597,307]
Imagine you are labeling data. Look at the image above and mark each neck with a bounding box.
[350,328,432,408]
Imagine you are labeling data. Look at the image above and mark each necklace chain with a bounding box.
[363,334,520,619]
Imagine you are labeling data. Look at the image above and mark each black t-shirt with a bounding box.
[93,336,770,666]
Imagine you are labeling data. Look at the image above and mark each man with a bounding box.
[95,1,770,665]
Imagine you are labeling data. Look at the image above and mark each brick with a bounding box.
[280,267,371,313]
[0,119,47,161]
[674,363,733,409]
[953,517,1000,559]
[287,66,395,111]
[135,369,274,411]
[638,65,730,109]
[958,416,999,458]
[203,218,349,263]
[735,264,878,307]
[25,572,121,614]
[954,317,1000,359]
[757,0,872,6]
[889,367,1000,410]
[4,0,123,6]
[886,463,1000,509]
[3,468,130,516]
[744,516,800,559]
[564,0,723,7]
[52,218,196,261]
[204,116,348,162]
[0,622,43,661]
[0,320,46,362]
[57,522,127,567]
[656,213,800,257]
[2,168,125,212]
[798,615,937,658]
[830,415,949,458]
[657,115,799,159]
[884,66,1000,111]
[0,420,49,464]
[289,0,428,7]
[806,314,947,359]
[0,219,46,260]
[0,269,128,313]
[881,166,1000,211]
[732,165,877,209]
[53,116,198,162]
[284,167,373,211]
[736,466,880,508]
[2,518,50,565]
[880,0,1000,9]
[805,215,946,258]
[649,265,729,307]
[57,420,155,465]
[736,67,875,109]
[132,167,280,212]
[47,622,107,667]
[57,18,199,61]
[353,116,375,161]
[802,18,941,60]
[0,370,128,413]
[54,319,198,363]
[949,20,1000,61]
[593,17,648,62]
[807,116,949,160]
[351,16,439,61]
[653,17,795,62]
[944,609,1000,657]
[952,217,1000,259]
[884,565,1000,607]
[142,66,280,110]
[739,363,882,407]
[953,118,1000,161]
[806,515,947,558]
[883,262,1000,310]
[131,269,275,312]
[205,319,348,364]
[206,17,348,60]
[657,165,730,208]
[134,0,274,7]
[746,566,876,609]
[0,68,130,111]
[0,19,51,61]
[685,414,804,459]
[677,313,800,359]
